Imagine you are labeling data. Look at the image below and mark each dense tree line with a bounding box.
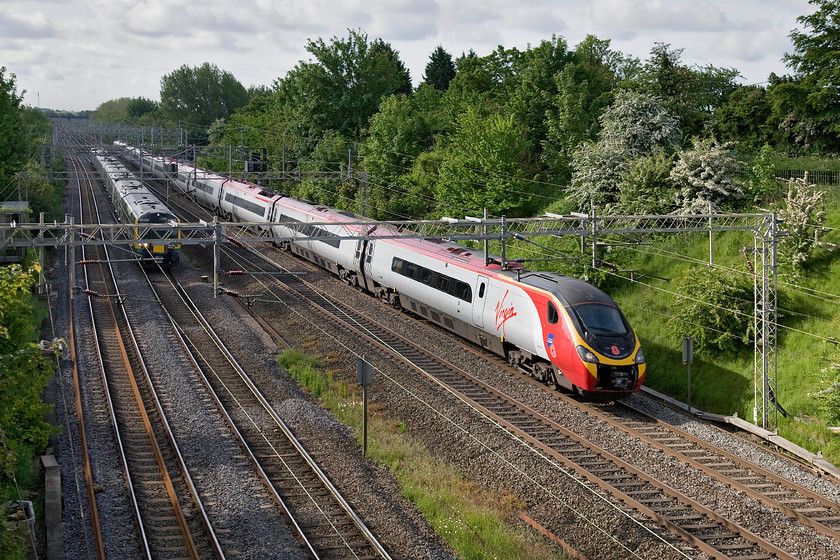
[1,67,58,559]
[89,2,840,223]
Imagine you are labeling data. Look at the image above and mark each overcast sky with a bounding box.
[0,0,816,112]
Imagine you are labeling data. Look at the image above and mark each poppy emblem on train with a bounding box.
[611,345,620,356]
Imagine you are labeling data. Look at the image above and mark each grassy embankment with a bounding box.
[278,348,570,560]
[607,171,840,464]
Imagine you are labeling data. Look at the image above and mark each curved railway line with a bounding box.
[59,136,392,559]
[50,136,840,559]
[73,151,222,559]
[215,241,807,560]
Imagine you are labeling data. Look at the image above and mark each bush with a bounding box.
[668,266,754,354]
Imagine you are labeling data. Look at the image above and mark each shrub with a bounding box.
[668,266,754,354]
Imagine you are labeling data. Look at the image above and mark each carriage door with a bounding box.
[473,276,489,327]
[363,241,375,278]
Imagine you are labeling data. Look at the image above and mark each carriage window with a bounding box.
[547,302,559,324]
[390,257,472,302]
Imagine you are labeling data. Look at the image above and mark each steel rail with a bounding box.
[78,150,212,559]
[221,244,799,560]
[146,270,391,560]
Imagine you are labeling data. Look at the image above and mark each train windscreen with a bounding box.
[138,213,177,239]
[572,303,628,336]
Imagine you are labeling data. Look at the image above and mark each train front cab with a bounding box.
[522,273,646,397]
[554,296,646,396]
[134,212,181,266]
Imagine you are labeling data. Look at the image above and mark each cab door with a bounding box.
[473,275,489,327]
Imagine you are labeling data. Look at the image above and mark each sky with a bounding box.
[0,0,817,112]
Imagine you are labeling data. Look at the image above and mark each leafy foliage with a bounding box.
[160,62,248,130]
[423,45,456,91]
[814,342,840,425]
[569,90,679,211]
[1,264,55,509]
[617,150,675,214]
[0,67,25,189]
[632,43,740,138]
[670,137,742,213]
[543,35,627,181]
[273,30,412,151]
[669,266,755,354]
[775,173,827,271]
[435,107,537,217]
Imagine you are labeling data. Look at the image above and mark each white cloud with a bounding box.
[0,10,55,39]
[0,0,816,110]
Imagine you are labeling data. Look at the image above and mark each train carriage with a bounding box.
[94,151,181,266]
[115,141,645,396]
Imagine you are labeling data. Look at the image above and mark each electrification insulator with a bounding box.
[227,270,245,275]
[226,237,243,247]
[79,232,96,240]
[83,289,99,297]
[225,290,239,297]
[78,259,97,265]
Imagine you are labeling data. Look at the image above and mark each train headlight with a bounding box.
[635,348,646,364]
[576,345,599,364]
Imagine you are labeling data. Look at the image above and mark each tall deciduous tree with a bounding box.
[783,0,840,138]
[273,30,412,152]
[160,62,248,129]
[435,107,537,217]
[0,66,25,189]
[544,35,632,181]
[569,90,679,210]
[423,45,456,91]
[634,43,739,138]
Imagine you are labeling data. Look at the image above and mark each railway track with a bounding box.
[144,270,391,560]
[213,243,806,559]
[592,399,840,537]
[106,143,840,557]
[74,152,223,559]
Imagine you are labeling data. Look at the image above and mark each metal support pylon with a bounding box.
[754,214,779,429]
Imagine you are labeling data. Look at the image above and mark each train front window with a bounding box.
[138,213,176,240]
[573,303,627,335]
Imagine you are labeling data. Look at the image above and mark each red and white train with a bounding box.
[116,142,646,396]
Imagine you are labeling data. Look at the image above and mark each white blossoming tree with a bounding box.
[670,137,743,213]
[775,173,828,271]
[569,90,679,211]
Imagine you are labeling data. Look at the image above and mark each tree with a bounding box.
[160,62,249,129]
[126,97,158,120]
[774,173,827,272]
[670,137,742,213]
[714,85,773,148]
[616,150,675,215]
[569,90,680,210]
[0,67,25,189]
[633,43,740,138]
[372,38,412,95]
[669,266,754,354]
[1,263,55,482]
[423,45,456,91]
[361,84,450,218]
[273,30,412,153]
[435,107,537,217]
[783,0,840,138]
[544,36,632,180]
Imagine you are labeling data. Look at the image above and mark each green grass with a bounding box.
[771,154,840,172]
[606,204,840,465]
[277,346,570,559]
